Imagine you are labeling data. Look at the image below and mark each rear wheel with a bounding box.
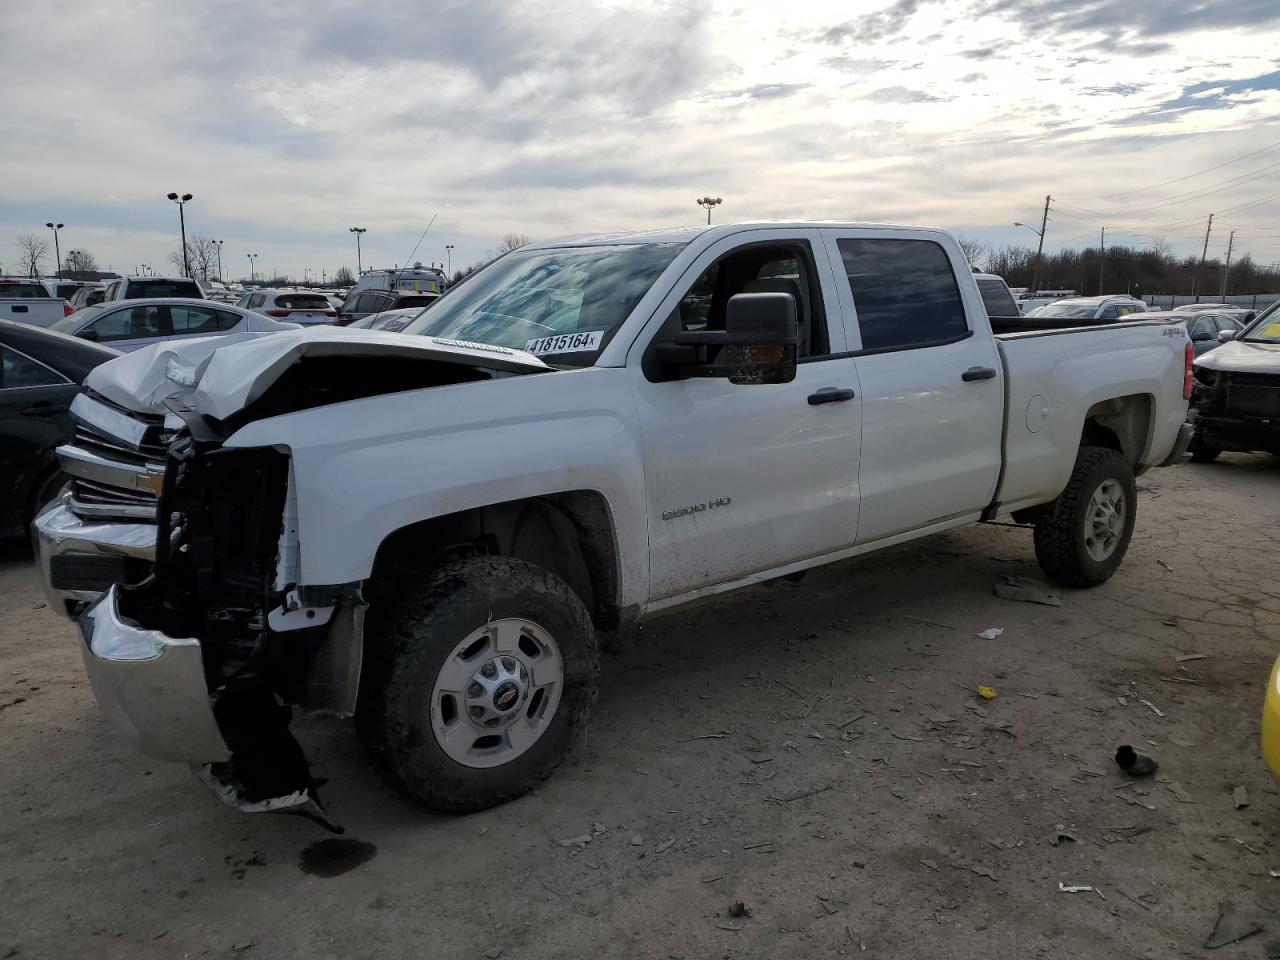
[1034,446,1136,587]
[358,557,599,813]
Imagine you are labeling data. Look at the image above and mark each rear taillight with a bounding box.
[266,308,290,317]
[63,303,74,317]
[324,308,337,317]
[1183,340,1194,400]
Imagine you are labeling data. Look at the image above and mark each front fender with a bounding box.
[223,368,648,603]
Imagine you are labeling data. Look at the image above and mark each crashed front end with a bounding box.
[78,422,363,829]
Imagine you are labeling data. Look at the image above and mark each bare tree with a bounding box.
[168,236,219,280]
[496,233,533,254]
[65,249,99,276]
[16,234,48,277]
[333,266,355,286]
[956,235,989,271]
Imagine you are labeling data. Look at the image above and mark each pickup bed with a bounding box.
[35,221,1194,827]
[1,278,71,327]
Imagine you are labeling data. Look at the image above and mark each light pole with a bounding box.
[247,253,258,283]
[214,240,224,282]
[696,196,722,225]
[166,192,193,277]
[1014,214,1048,293]
[445,244,454,277]
[44,222,63,278]
[349,227,367,274]
[66,249,79,276]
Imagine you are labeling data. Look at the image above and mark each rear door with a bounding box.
[821,230,1004,543]
[79,304,174,351]
[0,346,76,532]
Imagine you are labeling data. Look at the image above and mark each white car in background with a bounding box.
[237,288,338,324]
[49,298,299,352]
[1025,296,1148,322]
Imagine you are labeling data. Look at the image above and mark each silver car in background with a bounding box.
[236,288,337,324]
[50,298,299,351]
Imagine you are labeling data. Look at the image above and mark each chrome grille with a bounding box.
[59,394,170,523]
[73,425,168,468]
[70,478,158,519]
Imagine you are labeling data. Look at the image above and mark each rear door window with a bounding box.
[837,238,968,352]
[171,305,242,334]
[357,292,395,314]
[1,347,68,388]
[975,278,1018,318]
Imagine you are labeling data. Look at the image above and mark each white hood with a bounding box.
[1194,338,1280,374]
[85,328,551,420]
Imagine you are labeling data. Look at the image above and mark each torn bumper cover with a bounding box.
[79,584,229,763]
[35,499,156,616]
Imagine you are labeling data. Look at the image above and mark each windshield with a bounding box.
[129,279,202,298]
[1027,302,1098,319]
[50,305,103,332]
[1241,299,1280,343]
[400,243,686,364]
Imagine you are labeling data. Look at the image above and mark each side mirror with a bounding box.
[1216,329,1235,343]
[1190,328,1213,342]
[720,292,799,384]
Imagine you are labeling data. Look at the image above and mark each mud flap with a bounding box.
[194,684,342,833]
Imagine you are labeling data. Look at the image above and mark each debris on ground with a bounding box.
[1057,882,1094,894]
[1115,745,1158,777]
[1049,825,1080,846]
[1175,654,1209,663]
[1203,900,1263,949]
[1137,697,1166,718]
[975,627,1004,640]
[993,575,1062,607]
[558,834,592,850]
[727,901,752,919]
[654,838,677,854]
[976,685,998,700]
[1165,781,1196,804]
[1231,786,1250,810]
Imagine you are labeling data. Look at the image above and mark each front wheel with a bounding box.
[1033,446,1137,588]
[358,557,599,813]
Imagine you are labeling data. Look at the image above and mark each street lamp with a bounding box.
[696,197,722,225]
[445,244,454,277]
[1014,219,1048,293]
[349,227,367,274]
[214,239,224,282]
[166,192,193,277]
[1012,221,1042,239]
[247,253,258,283]
[44,222,64,278]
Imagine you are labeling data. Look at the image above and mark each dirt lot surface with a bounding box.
[2,455,1278,960]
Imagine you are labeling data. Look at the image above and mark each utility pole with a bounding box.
[1192,213,1214,301]
[349,227,367,274]
[44,222,64,279]
[1098,226,1106,295]
[1219,230,1236,299]
[445,244,454,277]
[1030,195,1051,294]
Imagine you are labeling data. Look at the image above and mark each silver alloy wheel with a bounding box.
[1083,477,1126,562]
[430,618,564,769]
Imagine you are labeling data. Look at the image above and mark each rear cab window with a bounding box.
[0,282,52,299]
[975,278,1018,318]
[127,279,202,298]
[274,293,331,309]
[836,238,969,352]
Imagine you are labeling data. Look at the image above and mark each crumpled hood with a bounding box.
[1194,338,1280,374]
[85,327,551,420]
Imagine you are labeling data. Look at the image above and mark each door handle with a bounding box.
[11,304,28,313]
[807,387,856,405]
[962,366,997,382]
[21,402,67,417]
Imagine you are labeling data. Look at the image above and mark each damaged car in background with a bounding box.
[35,221,1195,829]
[1188,300,1280,462]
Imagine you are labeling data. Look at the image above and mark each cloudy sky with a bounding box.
[4,0,1279,281]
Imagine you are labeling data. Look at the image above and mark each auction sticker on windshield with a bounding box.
[525,330,603,356]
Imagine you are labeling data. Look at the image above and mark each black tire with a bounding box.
[1033,446,1137,588]
[1187,436,1221,463]
[357,557,599,813]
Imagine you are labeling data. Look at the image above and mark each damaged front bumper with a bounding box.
[35,499,156,617]
[79,584,229,764]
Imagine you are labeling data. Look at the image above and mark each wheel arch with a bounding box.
[367,490,623,630]
[1081,393,1154,469]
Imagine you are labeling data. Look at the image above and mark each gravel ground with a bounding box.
[2,455,1278,960]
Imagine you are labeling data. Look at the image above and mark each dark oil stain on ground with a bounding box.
[298,838,378,877]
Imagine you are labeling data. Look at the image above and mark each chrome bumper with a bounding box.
[79,585,230,764]
[1159,422,1195,467]
[33,498,156,616]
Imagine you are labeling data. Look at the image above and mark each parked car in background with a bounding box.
[102,276,205,302]
[0,278,73,327]
[67,283,107,311]
[337,289,439,324]
[343,306,422,333]
[0,319,120,539]
[1017,289,1076,313]
[1171,302,1258,324]
[38,220,1195,822]
[238,288,338,325]
[46,279,99,301]
[347,265,447,298]
[972,273,1021,317]
[1025,296,1148,322]
[1188,302,1280,461]
[49,299,299,352]
[198,280,238,303]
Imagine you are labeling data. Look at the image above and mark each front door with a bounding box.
[820,230,1005,543]
[630,230,863,601]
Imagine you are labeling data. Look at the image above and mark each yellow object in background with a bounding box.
[1264,654,1280,778]
[977,685,998,700]
[1259,322,1280,339]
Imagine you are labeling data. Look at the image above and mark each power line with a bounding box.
[1059,137,1280,202]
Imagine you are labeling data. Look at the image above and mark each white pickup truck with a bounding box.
[1,278,73,327]
[35,221,1194,827]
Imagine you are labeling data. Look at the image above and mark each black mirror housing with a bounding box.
[720,292,800,384]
